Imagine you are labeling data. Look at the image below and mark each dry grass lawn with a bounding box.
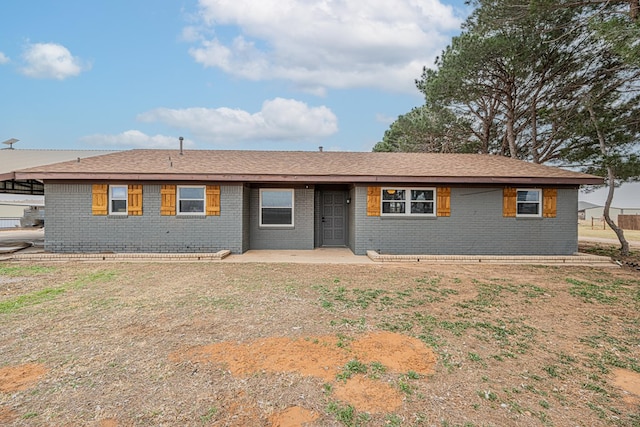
[0,261,639,426]
[578,220,640,242]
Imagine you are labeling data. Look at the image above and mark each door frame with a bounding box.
[315,187,349,248]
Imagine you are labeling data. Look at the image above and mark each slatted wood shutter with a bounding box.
[127,185,143,216]
[543,188,557,218]
[436,187,451,217]
[92,184,108,215]
[206,185,221,216]
[503,187,517,217]
[367,186,381,216]
[160,185,176,216]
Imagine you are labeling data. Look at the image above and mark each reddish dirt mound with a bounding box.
[613,368,640,405]
[170,331,436,417]
[171,331,435,381]
[351,331,437,374]
[172,335,346,381]
[333,376,403,413]
[268,406,319,426]
[0,363,48,392]
[0,407,18,424]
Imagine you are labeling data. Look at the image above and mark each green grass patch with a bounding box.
[200,407,217,423]
[326,401,356,426]
[0,265,55,276]
[0,287,66,314]
[566,278,619,304]
[336,360,368,381]
[0,270,118,314]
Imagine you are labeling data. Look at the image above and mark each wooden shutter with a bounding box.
[436,187,451,217]
[160,185,176,216]
[367,186,381,216]
[206,185,221,216]
[92,184,108,215]
[543,188,557,218]
[128,184,143,216]
[503,187,517,217]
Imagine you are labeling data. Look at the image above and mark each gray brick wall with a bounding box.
[248,187,314,250]
[353,186,579,256]
[348,186,356,251]
[44,183,245,253]
[241,185,251,252]
[44,182,579,256]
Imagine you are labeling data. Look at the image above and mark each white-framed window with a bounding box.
[177,186,205,215]
[260,189,294,227]
[381,188,436,216]
[109,185,128,215]
[516,189,542,217]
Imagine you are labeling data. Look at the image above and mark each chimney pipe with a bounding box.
[318,146,323,152]
[179,136,184,155]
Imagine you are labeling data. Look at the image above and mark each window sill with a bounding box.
[380,215,437,220]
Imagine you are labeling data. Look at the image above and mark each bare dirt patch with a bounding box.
[0,363,47,392]
[612,368,640,406]
[1,261,639,426]
[0,407,18,424]
[268,406,319,427]
[171,331,433,414]
[333,376,403,413]
[171,331,435,381]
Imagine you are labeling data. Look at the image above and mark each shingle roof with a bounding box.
[0,149,116,181]
[13,149,603,185]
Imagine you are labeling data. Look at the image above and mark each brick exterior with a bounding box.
[44,183,245,253]
[44,183,579,256]
[352,186,578,255]
[248,187,315,250]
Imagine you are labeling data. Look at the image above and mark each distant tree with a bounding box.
[564,85,640,255]
[416,2,594,163]
[416,33,505,156]
[466,0,640,255]
[373,104,474,153]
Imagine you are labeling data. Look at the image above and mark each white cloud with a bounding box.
[80,130,186,149]
[0,52,9,64]
[137,97,338,144]
[20,42,90,80]
[188,0,463,93]
[375,113,397,125]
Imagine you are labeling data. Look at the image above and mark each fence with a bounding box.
[619,215,640,230]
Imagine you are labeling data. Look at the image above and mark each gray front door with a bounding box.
[321,191,347,246]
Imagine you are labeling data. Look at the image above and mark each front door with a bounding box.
[321,191,347,246]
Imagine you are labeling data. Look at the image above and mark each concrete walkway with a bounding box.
[0,228,615,266]
[225,248,373,264]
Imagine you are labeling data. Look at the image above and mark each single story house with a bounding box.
[9,149,602,255]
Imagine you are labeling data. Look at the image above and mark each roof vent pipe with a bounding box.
[319,146,323,152]
[179,136,184,155]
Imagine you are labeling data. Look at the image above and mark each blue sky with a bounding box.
[1,0,636,207]
[0,0,471,152]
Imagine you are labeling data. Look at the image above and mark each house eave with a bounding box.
[15,171,605,186]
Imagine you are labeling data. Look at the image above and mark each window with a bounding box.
[381,188,435,216]
[178,186,205,215]
[516,189,541,217]
[260,189,294,226]
[109,185,128,215]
